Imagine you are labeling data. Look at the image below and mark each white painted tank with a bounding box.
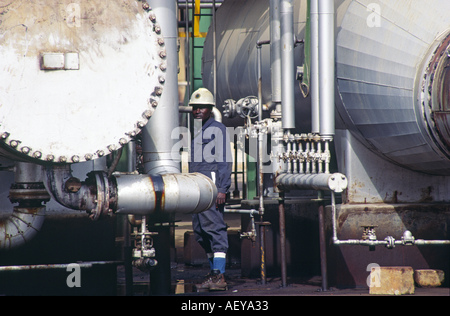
[203,0,450,176]
[0,0,166,164]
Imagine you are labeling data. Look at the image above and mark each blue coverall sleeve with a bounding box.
[216,124,232,194]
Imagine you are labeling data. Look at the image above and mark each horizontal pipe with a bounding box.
[333,238,450,247]
[330,193,450,248]
[224,207,259,215]
[114,172,217,215]
[276,172,348,193]
[0,261,122,272]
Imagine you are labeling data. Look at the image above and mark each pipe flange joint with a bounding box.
[87,171,111,221]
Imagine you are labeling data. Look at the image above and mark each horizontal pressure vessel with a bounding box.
[202,0,450,175]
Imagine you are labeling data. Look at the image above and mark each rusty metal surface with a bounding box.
[325,204,450,288]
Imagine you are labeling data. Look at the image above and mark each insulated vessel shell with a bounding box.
[202,0,450,175]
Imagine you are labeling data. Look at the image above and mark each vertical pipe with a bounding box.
[280,0,295,130]
[143,0,181,174]
[185,0,191,97]
[318,0,335,139]
[279,192,287,287]
[257,44,265,216]
[318,202,329,291]
[212,0,217,102]
[310,0,320,134]
[260,224,267,285]
[270,0,282,104]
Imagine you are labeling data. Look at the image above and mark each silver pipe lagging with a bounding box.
[318,0,335,140]
[113,172,217,215]
[280,0,295,130]
[1,162,50,249]
[45,165,217,220]
[270,0,282,104]
[143,0,180,175]
[330,192,450,248]
[310,0,320,134]
[276,172,347,193]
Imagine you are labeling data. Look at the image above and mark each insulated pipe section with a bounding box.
[318,0,335,139]
[0,207,46,250]
[310,0,320,134]
[1,162,50,249]
[143,0,180,175]
[114,173,217,215]
[276,172,348,193]
[270,0,282,104]
[45,166,218,219]
[280,0,296,129]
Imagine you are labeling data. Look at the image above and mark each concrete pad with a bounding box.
[369,266,414,295]
[414,269,445,287]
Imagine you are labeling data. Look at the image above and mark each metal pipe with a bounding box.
[260,223,267,285]
[256,41,269,217]
[0,206,46,250]
[143,0,181,175]
[318,201,328,291]
[310,0,320,134]
[224,207,259,216]
[45,166,217,218]
[1,163,50,249]
[318,0,335,139]
[0,261,122,272]
[212,0,217,104]
[270,0,282,104]
[276,172,348,193]
[278,192,287,288]
[113,172,217,215]
[280,0,295,130]
[44,165,98,212]
[330,192,450,248]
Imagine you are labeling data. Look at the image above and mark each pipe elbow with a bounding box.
[0,206,45,250]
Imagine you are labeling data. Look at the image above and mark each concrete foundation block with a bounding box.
[414,269,445,287]
[369,266,414,295]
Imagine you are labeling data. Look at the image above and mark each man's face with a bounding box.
[192,104,212,122]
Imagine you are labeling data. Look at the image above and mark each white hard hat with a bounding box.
[189,88,215,106]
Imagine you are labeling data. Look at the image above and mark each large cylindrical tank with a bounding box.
[202,0,450,176]
[0,0,166,164]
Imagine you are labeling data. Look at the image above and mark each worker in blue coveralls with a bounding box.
[189,88,232,291]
